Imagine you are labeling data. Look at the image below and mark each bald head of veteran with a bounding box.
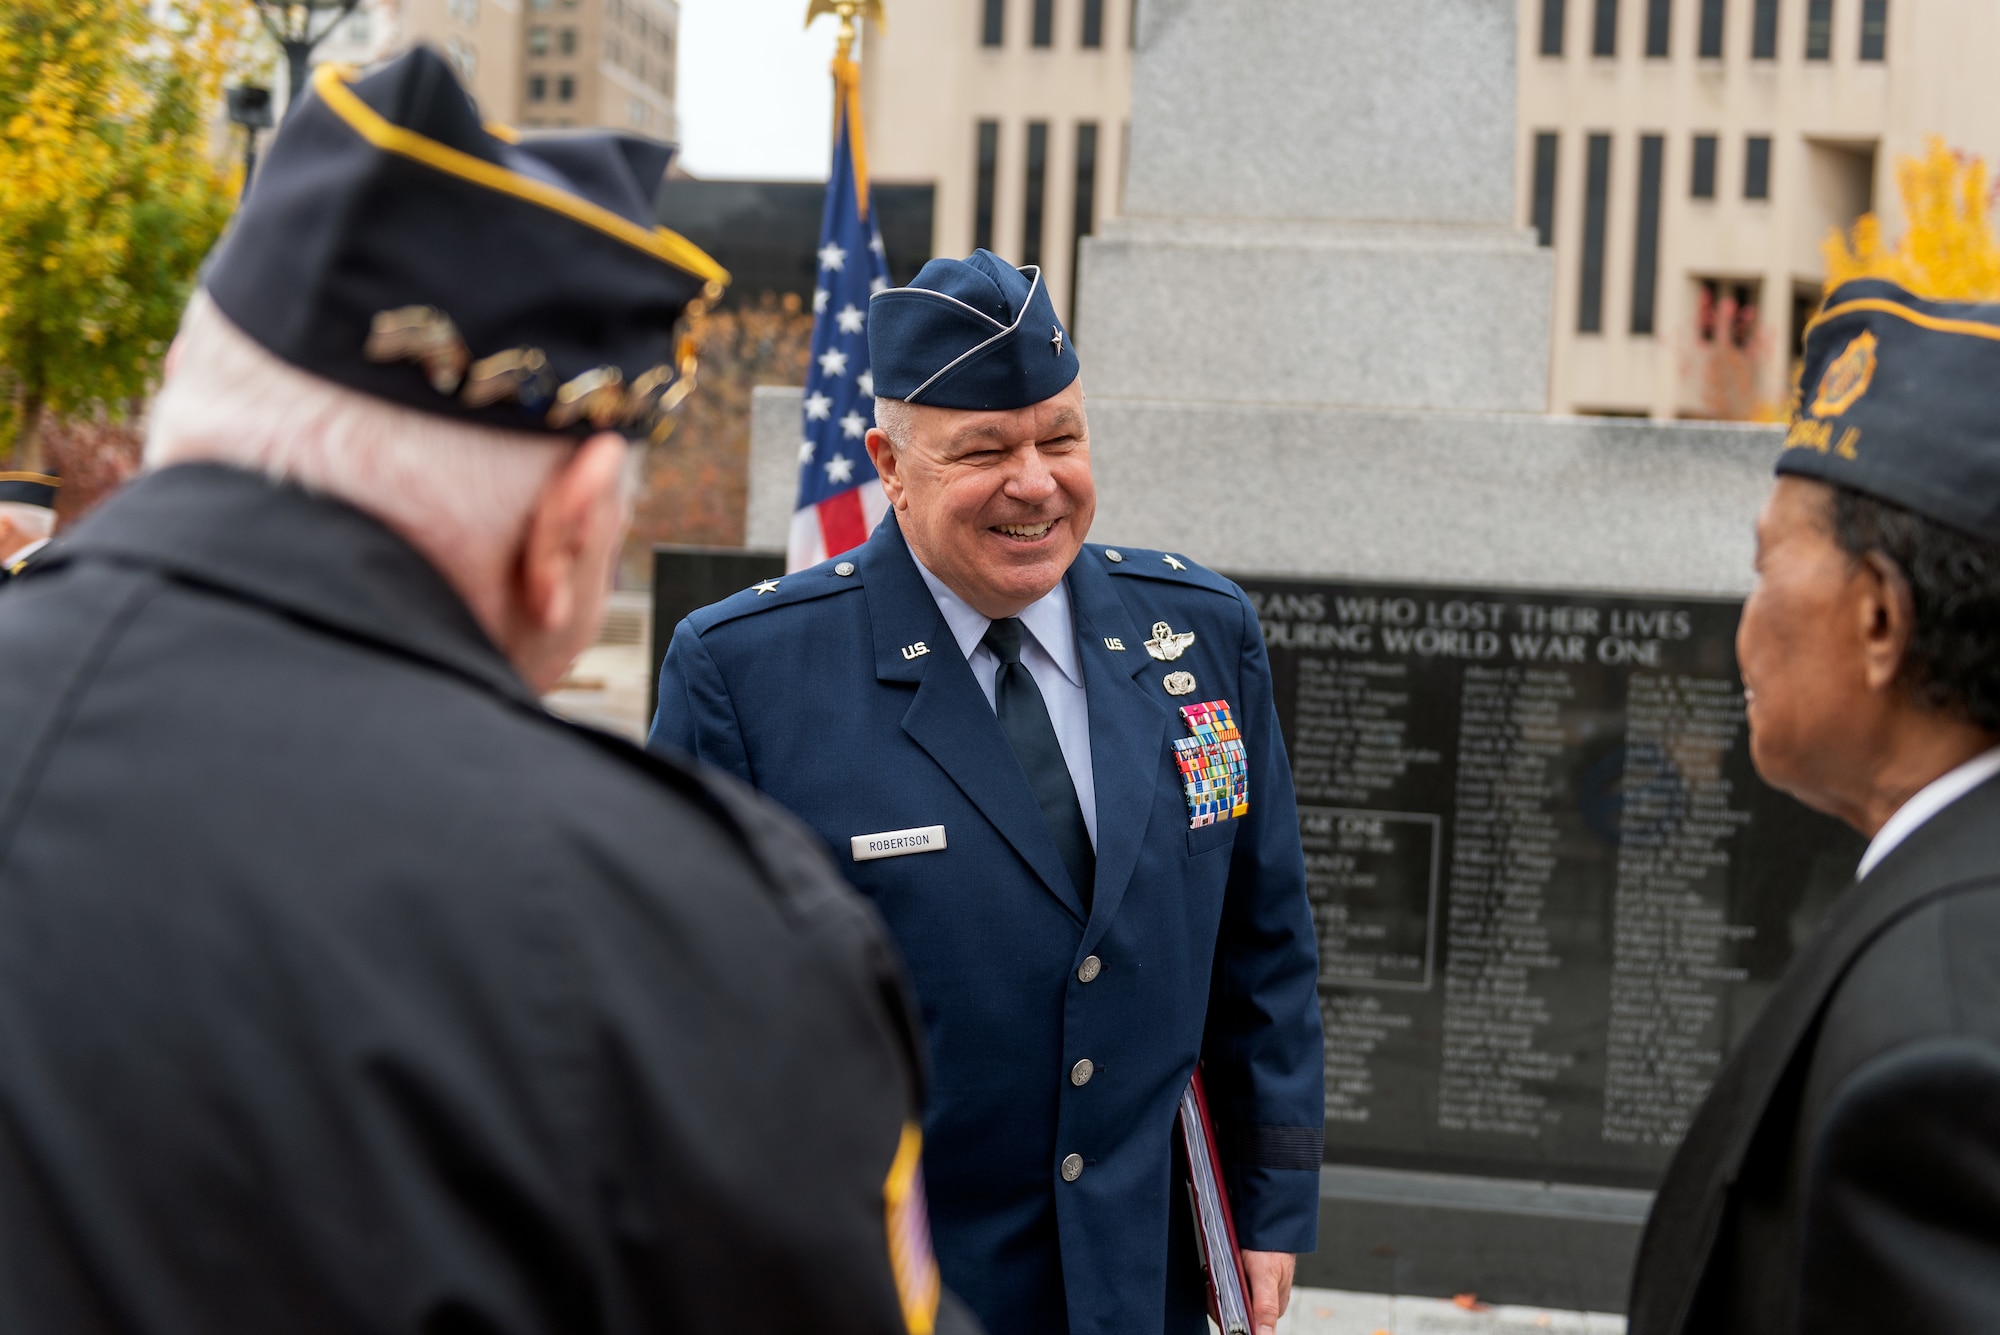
[864,250,1095,618]
[1736,283,2000,836]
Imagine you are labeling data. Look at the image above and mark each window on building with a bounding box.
[558,27,576,54]
[1632,134,1664,334]
[1580,133,1611,333]
[557,74,575,101]
[1593,0,1618,55]
[1805,0,1831,58]
[1691,134,1718,196]
[527,74,547,101]
[1698,279,1760,347]
[447,36,474,76]
[1531,132,1559,247]
[1072,122,1098,323]
[1752,0,1778,56]
[1540,0,1566,55]
[528,24,550,54]
[982,0,1004,47]
[1699,0,1724,55]
[1646,0,1671,55]
[1744,135,1772,197]
[1082,0,1103,47]
[1023,121,1049,265]
[628,96,645,126]
[1859,0,1885,58]
[1032,0,1053,47]
[975,121,999,250]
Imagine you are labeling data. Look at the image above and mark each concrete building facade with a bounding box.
[856,0,2000,418]
[857,0,1137,321]
[297,0,677,139]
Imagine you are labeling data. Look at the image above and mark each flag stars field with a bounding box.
[837,304,866,334]
[824,454,855,485]
[805,391,834,420]
[820,348,849,377]
[819,241,847,272]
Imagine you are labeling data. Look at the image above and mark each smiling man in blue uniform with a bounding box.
[652,251,1325,1335]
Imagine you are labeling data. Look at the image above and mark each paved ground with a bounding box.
[1278,1289,1624,1335]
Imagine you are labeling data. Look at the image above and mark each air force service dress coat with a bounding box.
[652,514,1326,1335]
[0,465,965,1335]
[1628,775,2000,1334]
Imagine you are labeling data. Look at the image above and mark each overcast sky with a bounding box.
[676,0,840,180]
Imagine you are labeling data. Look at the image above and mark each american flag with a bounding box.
[789,53,890,572]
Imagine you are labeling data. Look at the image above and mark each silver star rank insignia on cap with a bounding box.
[1145,621,1196,662]
[1052,326,1065,357]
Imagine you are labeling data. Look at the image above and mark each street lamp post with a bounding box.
[249,0,364,118]
[225,85,274,195]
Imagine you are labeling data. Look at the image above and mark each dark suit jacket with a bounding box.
[652,515,1325,1335]
[0,465,972,1335]
[1629,773,2000,1333]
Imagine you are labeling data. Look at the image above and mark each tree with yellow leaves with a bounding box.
[0,0,255,469]
[1824,137,2000,302]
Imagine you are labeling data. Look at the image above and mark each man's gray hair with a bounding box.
[147,291,577,569]
[0,503,54,542]
[871,396,917,450]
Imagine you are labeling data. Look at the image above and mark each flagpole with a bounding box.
[791,0,892,573]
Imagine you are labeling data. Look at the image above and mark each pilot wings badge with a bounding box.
[1144,621,1196,662]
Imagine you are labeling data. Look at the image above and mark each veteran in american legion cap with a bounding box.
[651,249,1326,1335]
[0,47,977,1335]
[1627,277,2000,1335]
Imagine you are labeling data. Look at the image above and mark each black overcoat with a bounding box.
[1629,774,2000,1333]
[0,464,965,1334]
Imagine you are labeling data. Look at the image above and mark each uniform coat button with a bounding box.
[1061,1153,1084,1182]
[1104,550,1123,563]
[1070,1058,1095,1086]
[834,561,855,576]
[1077,955,1102,983]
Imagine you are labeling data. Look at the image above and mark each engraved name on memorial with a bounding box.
[1239,576,1865,1188]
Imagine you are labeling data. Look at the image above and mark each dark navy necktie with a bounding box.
[982,617,1095,908]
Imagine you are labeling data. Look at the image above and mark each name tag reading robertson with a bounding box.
[851,825,948,862]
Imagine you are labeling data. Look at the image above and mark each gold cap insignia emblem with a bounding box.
[1809,330,1878,419]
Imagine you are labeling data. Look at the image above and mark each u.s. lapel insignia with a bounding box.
[902,641,930,660]
[1145,621,1196,661]
[1171,699,1250,828]
[1163,670,1197,696]
[1104,637,1126,651]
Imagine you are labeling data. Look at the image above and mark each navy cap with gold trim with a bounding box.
[868,250,1080,410]
[202,46,727,443]
[0,472,58,510]
[1781,278,2000,542]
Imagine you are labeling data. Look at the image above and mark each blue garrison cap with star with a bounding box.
[867,250,1080,410]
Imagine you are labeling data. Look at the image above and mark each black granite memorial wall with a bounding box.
[1235,574,1866,1191]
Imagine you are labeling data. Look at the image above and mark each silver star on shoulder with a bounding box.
[752,579,781,596]
[1052,326,1065,357]
[1163,554,1187,571]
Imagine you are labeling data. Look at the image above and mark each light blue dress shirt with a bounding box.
[913,558,1099,850]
